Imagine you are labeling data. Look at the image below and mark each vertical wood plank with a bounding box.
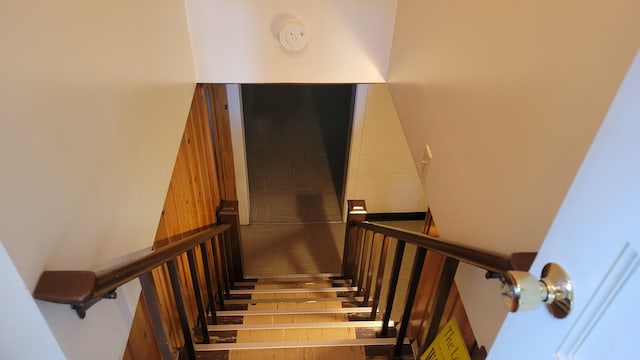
[211,84,237,200]
[122,294,162,360]
[199,85,222,207]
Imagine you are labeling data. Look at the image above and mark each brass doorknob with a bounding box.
[500,263,573,319]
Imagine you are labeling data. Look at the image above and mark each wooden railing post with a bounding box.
[356,230,371,295]
[351,227,365,287]
[213,234,231,300]
[369,235,391,320]
[420,257,460,353]
[210,236,226,310]
[363,233,382,305]
[199,243,218,323]
[186,249,210,343]
[343,200,367,280]
[394,247,427,358]
[217,200,244,282]
[166,259,196,359]
[139,272,175,360]
[380,240,406,337]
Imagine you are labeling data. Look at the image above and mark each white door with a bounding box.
[489,51,640,359]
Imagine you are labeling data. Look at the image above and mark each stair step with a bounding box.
[217,307,373,316]
[235,279,350,287]
[230,287,357,295]
[208,320,394,331]
[243,273,342,280]
[195,338,409,351]
[225,296,365,305]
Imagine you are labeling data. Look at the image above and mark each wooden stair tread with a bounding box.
[225,296,364,305]
[243,273,341,280]
[230,287,356,294]
[235,279,350,287]
[209,321,393,331]
[217,307,373,316]
[196,338,406,351]
[225,346,366,360]
[203,274,393,360]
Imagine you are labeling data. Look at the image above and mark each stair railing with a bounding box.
[33,200,243,360]
[342,200,536,358]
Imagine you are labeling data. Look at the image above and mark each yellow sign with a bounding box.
[420,318,471,360]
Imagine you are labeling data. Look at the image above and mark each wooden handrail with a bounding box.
[33,223,231,307]
[359,221,535,273]
[343,201,537,359]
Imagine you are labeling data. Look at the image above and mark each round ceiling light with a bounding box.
[278,20,308,52]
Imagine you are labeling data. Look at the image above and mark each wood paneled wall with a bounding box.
[123,295,162,360]
[407,210,478,354]
[123,84,236,359]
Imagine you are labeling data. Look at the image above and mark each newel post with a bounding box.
[342,200,367,279]
[216,200,244,282]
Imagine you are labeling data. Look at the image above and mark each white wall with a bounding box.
[387,0,640,349]
[0,0,195,358]
[0,241,65,360]
[185,0,397,83]
[345,84,427,214]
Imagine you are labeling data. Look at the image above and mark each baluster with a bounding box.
[167,259,196,359]
[222,223,237,284]
[394,246,427,358]
[369,235,391,320]
[139,271,174,360]
[342,220,357,280]
[217,232,232,297]
[186,249,210,343]
[351,227,365,287]
[363,233,381,306]
[380,240,406,337]
[210,236,226,309]
[199,243,218,323]
[342,200,367,281]
[217,200,244,282]
[420,257,459,354]
[356,230,370,295]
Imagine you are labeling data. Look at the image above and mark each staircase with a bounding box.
[32,200,532,360]
[196,273,412,360]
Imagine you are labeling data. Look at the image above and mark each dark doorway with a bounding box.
[242,84,354,224]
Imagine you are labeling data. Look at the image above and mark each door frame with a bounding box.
[226,84,368,225]
[342,84,368,221]
[226,84,251,224]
